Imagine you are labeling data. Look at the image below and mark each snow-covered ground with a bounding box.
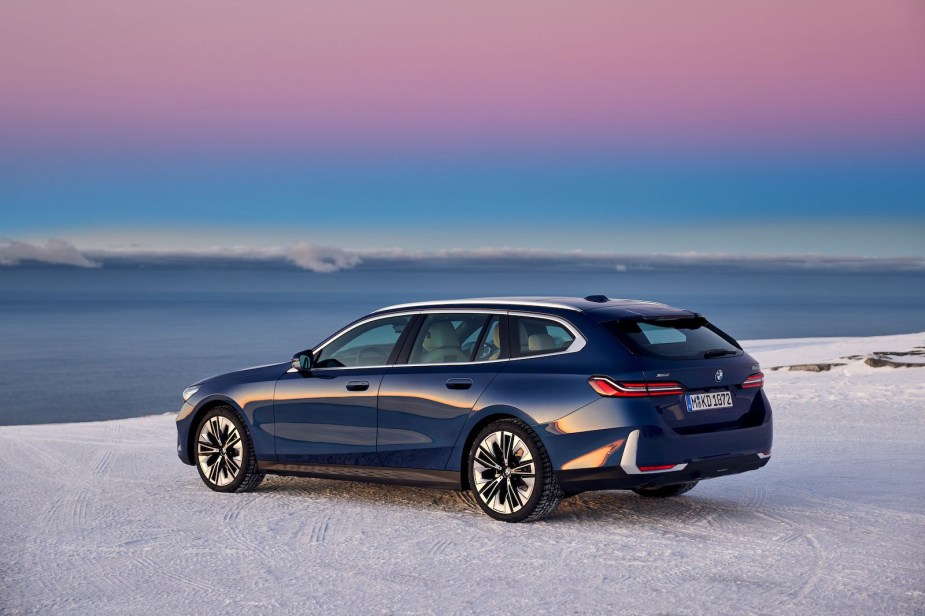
[2,333,924,615]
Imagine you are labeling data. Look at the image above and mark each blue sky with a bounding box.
[3,150,924,257]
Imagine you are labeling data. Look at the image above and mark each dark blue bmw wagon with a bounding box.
[176,296,772,522]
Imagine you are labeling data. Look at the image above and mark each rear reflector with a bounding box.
[742,372,765,388]
[638,464,677,472]
[588,376,684,397]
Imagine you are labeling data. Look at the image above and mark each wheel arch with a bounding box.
[185,397,249,462]
[458,411,537,491]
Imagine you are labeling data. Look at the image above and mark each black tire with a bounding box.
[468,418,563,522]
[632,480,698,498]
[194,405,264,493]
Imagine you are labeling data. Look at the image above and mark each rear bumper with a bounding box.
[546,391,772,493]
[557,444,770,493]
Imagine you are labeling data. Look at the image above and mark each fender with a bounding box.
[444,403,537,473]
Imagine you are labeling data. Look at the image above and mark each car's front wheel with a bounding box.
[195,406,264,493]
[468,419,563,522]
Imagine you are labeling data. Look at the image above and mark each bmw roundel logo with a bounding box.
[715,369,724,382]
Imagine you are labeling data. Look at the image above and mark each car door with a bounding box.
[273,313,415,466]
[377,312,506,469]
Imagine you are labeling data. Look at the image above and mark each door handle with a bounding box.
[345,380,370,391]
[445,378,473,390]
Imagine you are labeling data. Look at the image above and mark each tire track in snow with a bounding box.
[776,530,808,544]
[454,490,478,509]
[784,533,826,604]
[95,562,139,594]
[15,440,80,484]
[772,533,826,608]
[39,489,68,521]
[747,485,768,508]
[26,483,93,594]
[73,546,140,594]
[132,552,212,593]
[70,487,92,540]
[223,495,267,556]
[309,517,330,544]
[750,509,827,606]
[427,539,453,556]
[0,438,47,483]
[633,499,716,541]
[21,427,134,597]
[789,486,925,526]
[21,532,55,594]
[109,421,127,438]
[93,449,114,477]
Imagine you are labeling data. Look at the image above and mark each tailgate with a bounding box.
[642,357,766,433]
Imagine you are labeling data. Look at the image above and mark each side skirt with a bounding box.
[257,461,462,490]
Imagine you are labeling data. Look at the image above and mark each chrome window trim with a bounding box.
[389,357,511,369]
[374,299,581,313]
[306,308,587,371]
[403,308,504,315]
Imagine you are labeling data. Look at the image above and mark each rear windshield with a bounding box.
[605,318,742,360]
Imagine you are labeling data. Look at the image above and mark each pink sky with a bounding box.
[1,0,923,152]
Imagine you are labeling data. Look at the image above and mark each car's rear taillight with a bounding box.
[588,376,684,397]
[742,372,765,389]
[638,464,677,472]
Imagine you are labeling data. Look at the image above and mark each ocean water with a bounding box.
[1,266,923,425]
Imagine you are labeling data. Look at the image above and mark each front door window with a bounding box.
[314,315,413,368]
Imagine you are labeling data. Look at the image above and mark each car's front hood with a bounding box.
[193,361,290,387]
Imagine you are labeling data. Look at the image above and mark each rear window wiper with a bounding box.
[704,348,738,358]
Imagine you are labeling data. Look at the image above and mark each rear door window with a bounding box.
[407,313,491,364]
[606,318,741,360]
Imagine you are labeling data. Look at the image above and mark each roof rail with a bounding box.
[374,299,582,313]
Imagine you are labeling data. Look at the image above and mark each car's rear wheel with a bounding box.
[468,419,563,522]
[195,406,264,493]
[632,480,698,498]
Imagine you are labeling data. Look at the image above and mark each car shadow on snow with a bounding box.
[551,490,767,529]
[254,475,772,528]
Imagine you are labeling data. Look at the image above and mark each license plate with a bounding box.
[686,391,733,412]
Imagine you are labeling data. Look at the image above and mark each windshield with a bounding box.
[605,317,742,360]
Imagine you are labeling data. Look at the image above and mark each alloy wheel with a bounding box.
[197,415,244,487]
[472,430,536,515]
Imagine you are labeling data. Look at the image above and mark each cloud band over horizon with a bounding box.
[3,238,924,274]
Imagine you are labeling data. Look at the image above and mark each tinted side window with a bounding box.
[474,316,504,361]
[510,316,576,357]
[407,313,491,364]
[315,315,412,368]
[605,318,741,360]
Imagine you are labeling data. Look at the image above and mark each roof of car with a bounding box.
[374,296,698,320]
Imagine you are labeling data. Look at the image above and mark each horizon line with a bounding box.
[2,238,924,273]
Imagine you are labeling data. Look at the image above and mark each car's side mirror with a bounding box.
[291,349,314,372]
